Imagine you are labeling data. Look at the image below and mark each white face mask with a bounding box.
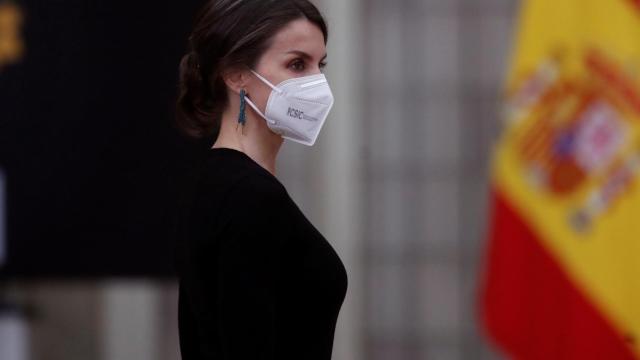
[244,69,334,146]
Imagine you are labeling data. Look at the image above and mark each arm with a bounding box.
[216,175,288,359]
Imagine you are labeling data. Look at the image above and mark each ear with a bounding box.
[221,67,250,95]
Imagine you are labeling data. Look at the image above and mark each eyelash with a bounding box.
[289,59,328,72]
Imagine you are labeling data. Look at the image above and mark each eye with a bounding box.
[319,61,328,71]
[288,58,305,72]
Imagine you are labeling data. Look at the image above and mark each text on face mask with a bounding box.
[287,107,317,122]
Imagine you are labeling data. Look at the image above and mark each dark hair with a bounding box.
[176,0,328,139]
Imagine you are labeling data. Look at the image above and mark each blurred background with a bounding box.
[0,0,520,359]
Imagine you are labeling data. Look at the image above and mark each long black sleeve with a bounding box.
[215,175,288,359]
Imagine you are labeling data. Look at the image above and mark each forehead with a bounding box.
[266,18,326,57]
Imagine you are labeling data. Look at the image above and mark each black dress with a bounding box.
[175,147,348,359]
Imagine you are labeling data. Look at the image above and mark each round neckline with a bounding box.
[209,147,247,156]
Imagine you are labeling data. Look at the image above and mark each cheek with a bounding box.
[247,82,273,111]
[249,64,289,110]
[255,59,291,86]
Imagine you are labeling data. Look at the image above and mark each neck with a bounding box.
[211,107,284,176]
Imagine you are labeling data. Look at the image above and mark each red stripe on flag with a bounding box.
[478,189,636,359]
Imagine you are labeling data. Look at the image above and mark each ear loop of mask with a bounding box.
[250,70,283,94]
[243,70,281,125]
[244,95,276,125]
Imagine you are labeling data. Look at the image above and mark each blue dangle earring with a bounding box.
[237,89,247,134]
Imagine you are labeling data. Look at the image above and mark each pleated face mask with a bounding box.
[244,69,335,146]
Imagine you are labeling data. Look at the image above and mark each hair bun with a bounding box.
[175,50,217,139]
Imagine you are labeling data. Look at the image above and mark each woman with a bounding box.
[174,0,348,359]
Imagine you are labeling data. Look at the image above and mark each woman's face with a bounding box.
[246,18,327,112]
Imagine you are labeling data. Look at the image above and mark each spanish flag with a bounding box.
[480,0,640,358]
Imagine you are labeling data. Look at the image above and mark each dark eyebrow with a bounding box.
[286,50,327,61]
